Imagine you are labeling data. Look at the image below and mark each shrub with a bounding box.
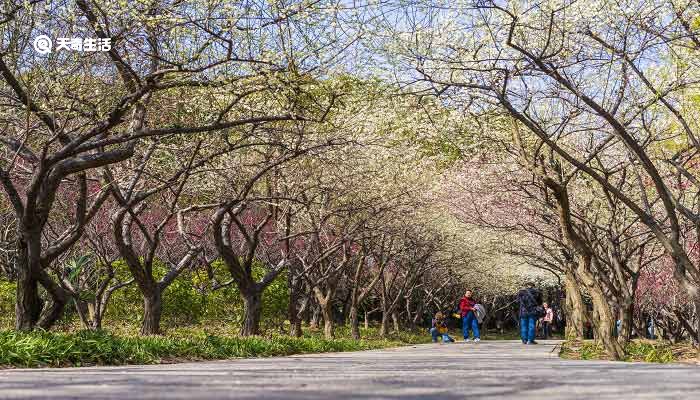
[0,328,422,368]
[560,339,687,363]
[0,280,15,330]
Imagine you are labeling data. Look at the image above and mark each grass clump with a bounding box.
[0,327,428,369]
[560,339,696,363]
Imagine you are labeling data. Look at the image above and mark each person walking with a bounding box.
[517,282,543,345]
[540,302,553,339]
[459,289,480,342]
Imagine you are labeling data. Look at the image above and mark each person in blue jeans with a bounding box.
[459,290,480,342]
[520,314,537,344]
[516,282,543,344]
[430,312,455,343]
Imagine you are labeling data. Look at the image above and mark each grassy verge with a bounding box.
[559,339,698,363]
[0,327,429,369]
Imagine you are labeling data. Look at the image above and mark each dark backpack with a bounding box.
[523,288,545,318]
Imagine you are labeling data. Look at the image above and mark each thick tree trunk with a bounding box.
[240,291,262,336]
[564,272,585,340]
[588,285,625,360]
[15,267,41,330]
[572,256,621,358]
[15,238,42,331]
[141,290,163,335]
[321,301,334,339]
[617,300,634,346]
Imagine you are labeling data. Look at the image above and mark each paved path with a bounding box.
[1,340,700,399]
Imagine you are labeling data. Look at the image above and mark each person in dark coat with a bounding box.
[517,282,543,344]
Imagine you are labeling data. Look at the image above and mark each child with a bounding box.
[430,312,455,343]
[540,302,553,339]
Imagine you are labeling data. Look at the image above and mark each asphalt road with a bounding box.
[1,340,700,399]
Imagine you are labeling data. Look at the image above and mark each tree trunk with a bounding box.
[75,298,105,331]
[391,311,400,333]
[15,266,41,330]
[573,256,621,359]
[36,296,67,329]
[350,305,361,340]
[36,271,69,329]
[339,294,351,327]
[674,308,697,345]
[564,272,585,340]
[90,303,103,330]
[364,310,369,329]
[302,299,311,326]
[141,290,163,335]
[310,303,320,330]
[349,283,362,340]
[411,302,425,330]
[74,299,92,329]
[287,289,302,337]
[287,266,302,337]
[290,318,302,337]
[588,285,625,360]
[321,301,334,339]
[695,297,700,363]
[240,290,262,336]
[379,310,390,337]
[14,238,42,331]
[617,300,634,346]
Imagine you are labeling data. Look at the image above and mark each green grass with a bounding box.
[0,320,538,369]
[559,339,697,363]
[0,327,429,369]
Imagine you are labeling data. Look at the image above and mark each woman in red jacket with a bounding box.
[459,289,480,342]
